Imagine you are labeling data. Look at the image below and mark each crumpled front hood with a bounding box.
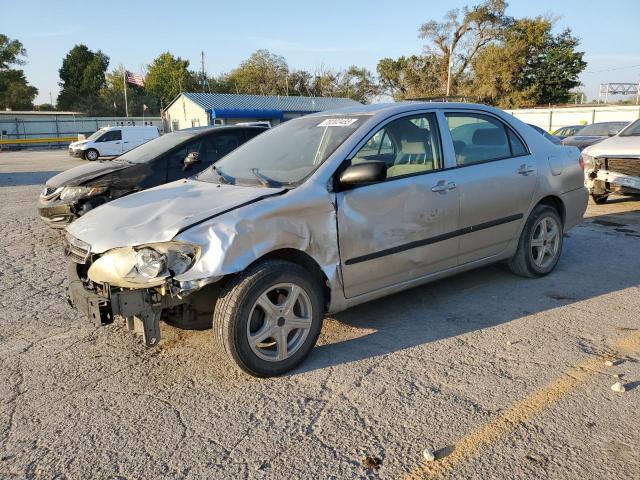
[583,135,640,158]
[67,179,284,253]
[46,160,130,188]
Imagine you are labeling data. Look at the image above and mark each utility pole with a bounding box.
[123,70,129,117]
[445,43,453,98]
[201,51,206,93]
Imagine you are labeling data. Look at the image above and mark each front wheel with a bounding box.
[213,260,324,377]
[84,149,99,161]
[508,204,564,278]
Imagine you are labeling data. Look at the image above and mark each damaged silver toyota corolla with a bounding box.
[65,103,588,376]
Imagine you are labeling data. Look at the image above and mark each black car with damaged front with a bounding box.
[38,125,267,228]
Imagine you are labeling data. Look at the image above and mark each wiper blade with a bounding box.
[212,165,235,184]
[250,168,281,188]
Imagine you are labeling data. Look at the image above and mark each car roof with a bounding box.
[169,125,267,137]
[590,121,629,126]
[306,101,509,121]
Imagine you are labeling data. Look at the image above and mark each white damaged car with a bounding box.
[65,103,587,376]
[583,118,640,204]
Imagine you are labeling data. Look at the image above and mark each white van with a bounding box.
[69,126,160,161]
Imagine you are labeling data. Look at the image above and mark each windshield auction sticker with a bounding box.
[317,118,358,127]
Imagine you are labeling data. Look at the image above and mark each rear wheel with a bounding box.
[591,194,608,205]
[213,260,323,377]
[84,149,99,161]
[509,204,564,278]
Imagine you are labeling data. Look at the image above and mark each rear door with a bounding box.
[440,111,537,264]
[121,128,136,152]
[337,112,461,298]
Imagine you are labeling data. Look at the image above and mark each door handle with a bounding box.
[518,164,536,175]
[431,181,457,193]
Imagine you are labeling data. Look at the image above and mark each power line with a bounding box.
[582,63,640,74]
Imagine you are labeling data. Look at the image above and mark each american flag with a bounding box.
[126,71,145,87]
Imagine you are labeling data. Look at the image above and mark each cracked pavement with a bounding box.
[1,150,639,479]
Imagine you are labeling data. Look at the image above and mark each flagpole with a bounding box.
[123,70,129,118]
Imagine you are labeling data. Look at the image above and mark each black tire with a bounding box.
[84,149,99,161]
[591,194,608,205]
[508,204,564,278]
[213,259,324,377]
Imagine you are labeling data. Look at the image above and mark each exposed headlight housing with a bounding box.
[135,248,166,278]
[88,242,200,288]
[59,186,108,202]
[580,153,595,169]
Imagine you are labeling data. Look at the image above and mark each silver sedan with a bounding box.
[65,102,588,376]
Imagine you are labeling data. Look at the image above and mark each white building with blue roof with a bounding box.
[163,92,361,131]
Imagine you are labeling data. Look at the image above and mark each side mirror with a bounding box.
[183,152,200,170]
[339,160,386,188]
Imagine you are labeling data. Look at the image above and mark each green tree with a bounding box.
[305,64,378,103]
[0,34,26,69]
[57,44,109,114]
[286,70,313,96]
[226,50,289,95]
[471,17,586,107]
[0,34,38,110]
[333,66,379,103]
[418,0,507,95]
[145,52,196,107]
[101,66,159,116]
[208,74,233,94]
[34,103,56,111]
[377,55,442,101]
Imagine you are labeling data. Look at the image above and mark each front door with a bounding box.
[166,131,243,182]
[97,129,123,156]
[442,112,538,264]
[337,113,460,298]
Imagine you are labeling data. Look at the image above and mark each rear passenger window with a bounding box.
[352,113,443,179]
[445,113,526,166]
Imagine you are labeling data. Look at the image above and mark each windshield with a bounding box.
[196,115,368,186]
[577,122,628,136]
[85,129,106,141]
[619,119,640,137]
[117,131,197,163]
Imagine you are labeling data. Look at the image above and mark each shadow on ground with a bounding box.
[292,206,640,374]
[0,171,61,187]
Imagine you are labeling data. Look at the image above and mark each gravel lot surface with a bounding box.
[1,150,639,479]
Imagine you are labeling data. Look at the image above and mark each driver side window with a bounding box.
[98,130,122,142]
[351,113,443,179]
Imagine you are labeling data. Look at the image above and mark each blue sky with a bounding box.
[2,0,639,105]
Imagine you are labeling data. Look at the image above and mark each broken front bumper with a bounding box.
[38,203,77,228]
[67,261,166,346]
[592,169,640,192]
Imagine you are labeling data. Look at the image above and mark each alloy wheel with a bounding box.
[246,283,313,362]
[530,216,561,269]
